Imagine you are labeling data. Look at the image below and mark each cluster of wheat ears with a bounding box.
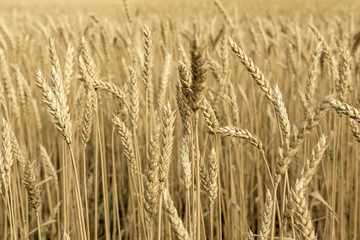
[0,0,359,239]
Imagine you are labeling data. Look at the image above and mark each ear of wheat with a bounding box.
[162,189,191,240]
[39,145,58,182]
[23,161,41,212]
[35,70,72,145]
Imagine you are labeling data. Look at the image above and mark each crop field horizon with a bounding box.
[0,0,359,239]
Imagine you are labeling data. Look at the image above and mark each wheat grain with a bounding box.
[39,145,58,182]
[300,135,327,187]
[200,97,219,134]
[190,37,207,111]
[199,156,210,193]
[62,232,71,240]
[87,78,127,105]
[275,95,332,181]
[144,126,160,223]
[0,48,20,119]
[1,118,13,191]
[35,70,72,145]
[157,53,172,107]
[10,130,25,170]
[49,38,62,78]
[80,37,98,79]
[305,42,322,112]
[273,84,291,141]
[176,80,192,135]
[63,44,74,96]
[228,37,274,103]
[215,125,263,151]
[142,25,154,110]
[214,0,234,29]
[0,20,15,53]
[349,119,360,142]
[330,98,360,122]
[180,135,192,190]
[23,161,41,211]
[336,48,351,102]
[291,179,317,240]
[351,31,360,54]
[122,0,133,24]
[159,103,176,191]
[81,85,97,149]
[112,115,137,173]
[162,189,190,240]
[11,64,26,111]
[129,66,139,131]
[259,189,273,240]
[208,148,218,215]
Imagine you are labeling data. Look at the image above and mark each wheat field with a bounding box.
[0,0,359,239]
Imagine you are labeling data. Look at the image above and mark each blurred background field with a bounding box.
[0,0,358,17]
